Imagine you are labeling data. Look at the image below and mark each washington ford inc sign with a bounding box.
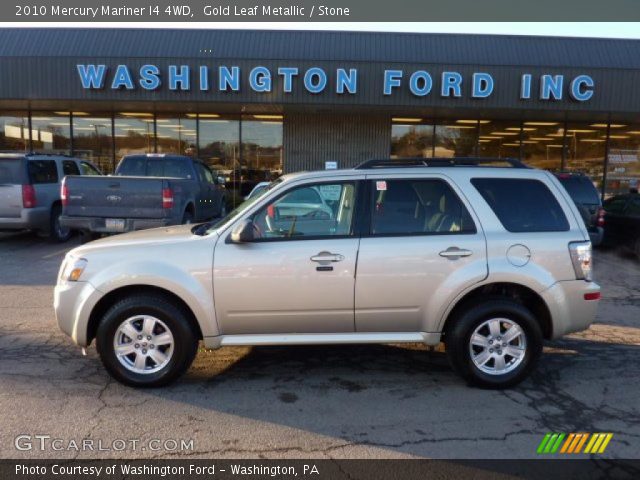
[76,64,596,101]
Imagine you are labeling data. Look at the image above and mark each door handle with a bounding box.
[439,247,473,259]
[310,252,345,263]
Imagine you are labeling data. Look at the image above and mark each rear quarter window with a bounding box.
[472,178,569,232]
[27,160,59,184]
[0,158,24,183]
[557,176,601,205]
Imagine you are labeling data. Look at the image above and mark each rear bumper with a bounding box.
[0,207,49,231]
[59,215,173,233]
[54,280,103,347]
[541,280,601,338]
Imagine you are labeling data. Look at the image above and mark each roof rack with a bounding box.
[354,157,529,170]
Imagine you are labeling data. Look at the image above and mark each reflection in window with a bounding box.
[603,123,640,198]
[31,112,71,154]
[73,114,114,173]
[435,120,478,157]
[198,115,240,171]
[241,116,283,177]
[0,112,29,151]
[156,115,197,156]
[478,120,521,159]
[114,113,154,163]
[564,122,606,194]
[521,121,564,171]
[391,122,434,158]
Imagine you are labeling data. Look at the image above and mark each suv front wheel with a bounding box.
[445,298,543,389]
[96,294,199,387]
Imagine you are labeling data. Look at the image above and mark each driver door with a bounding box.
[213,179,362,335]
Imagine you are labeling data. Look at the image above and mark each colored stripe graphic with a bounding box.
[537,433,613,454]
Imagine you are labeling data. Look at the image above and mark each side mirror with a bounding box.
[230,219,255,243]
[217,176,226,186]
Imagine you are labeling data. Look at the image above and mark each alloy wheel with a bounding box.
[469,318,527,375]
[113,315,174,374]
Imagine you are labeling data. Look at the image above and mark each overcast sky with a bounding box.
[3,22,640,39]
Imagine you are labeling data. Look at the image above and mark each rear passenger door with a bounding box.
[355,175,488,333]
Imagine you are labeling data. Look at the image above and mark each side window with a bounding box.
[472,178,569,232]
[196,163,215,184]
[79,161,101,176]
[370,179,476,236]
[251,182,356,240]
[604,196,629,214]
[163,158,193,179]
[62,160,80,176]
[27,160,59,184]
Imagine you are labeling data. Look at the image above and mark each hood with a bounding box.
[70,224,216,256]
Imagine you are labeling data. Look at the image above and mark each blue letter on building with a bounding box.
[111,65,134,90]
[278,67,298,93]
[409,71,432,97]
[570,75,594,102]
[441,72,462,97]
[520,74,532,99]
[383,70,402,95]
[304,67,327,94]
[336,68,357,94]
[77,64,106,89]
[472,73,493,98]
[540,75,563,100]
[199,66,209,91]
[249,66,272,92]
[139,65,160,90]
[169,65,190,90]
[219,66,240,91]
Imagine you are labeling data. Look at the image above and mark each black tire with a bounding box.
[444,298,543,389]
[181,210,194,225]
[96,294,198,388]
[79,230,100,244]
[218,197,227,218]
[49,204,72,243]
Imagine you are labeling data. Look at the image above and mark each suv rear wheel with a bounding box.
[445,298,543,389]
[96,294,198,387]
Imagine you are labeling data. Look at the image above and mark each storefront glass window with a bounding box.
[72,114,114,173]
[565,122,606,194]
[0,112,29,151]
[114,113,154,163]
[31,112,71,154]
[521,121,565,171]
[391,121,434,158]
[156,115,197,156]
[198,115,240,171]
[604,123,640,198]
[478,120,521,159]
[435,120,478,157]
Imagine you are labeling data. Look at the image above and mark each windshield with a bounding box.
[194,179,282,235]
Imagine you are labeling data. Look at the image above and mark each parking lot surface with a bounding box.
[0,232,639,459]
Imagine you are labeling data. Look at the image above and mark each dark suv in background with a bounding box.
[602,192,640,258]
[554,172,605,246]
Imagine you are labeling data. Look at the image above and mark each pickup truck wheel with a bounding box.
[96,294,198,387]
[445,298,542,389]
[182,211,194,225]
[218,200,227,218]
[49,204,72,243]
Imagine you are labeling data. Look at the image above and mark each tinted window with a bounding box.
[472,178,569,232]
[27,160,59,184]
[195,163,214,183]
[252,182,356,239]
[603,196,629,214]
[557,176,601,205]
[62,160,80,176]
[116,156,147,176]
[79,161,102,176]
[626,198,640,216]
[371,179,476,235]
[0,158,24,183]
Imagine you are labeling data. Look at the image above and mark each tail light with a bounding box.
[162,187,174,209]
[60,179,69,207]
[569,241,593,281]
[596,207,605,227]
[22,184,36,208]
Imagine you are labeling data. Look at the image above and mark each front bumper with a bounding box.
[0,207,49,232]
[59,215,172,233]
[540,280,601,339]
[54,280,103,346]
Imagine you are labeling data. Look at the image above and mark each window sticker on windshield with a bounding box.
[376,180,387,191]
[319,185,342,201]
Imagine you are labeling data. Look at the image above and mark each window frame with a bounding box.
[228,179,365,243]
[364,177,478,238]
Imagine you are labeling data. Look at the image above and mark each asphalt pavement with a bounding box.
[0,231,639,460]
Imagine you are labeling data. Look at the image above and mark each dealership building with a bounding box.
[0,28,639,199]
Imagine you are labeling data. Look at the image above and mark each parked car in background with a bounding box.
[55,158,600,389]
[0,153,102,241]
[554,172,605,246]
[602,192,640,258]
[60,154,226,237]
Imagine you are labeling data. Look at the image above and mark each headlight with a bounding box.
[61,257,88,282]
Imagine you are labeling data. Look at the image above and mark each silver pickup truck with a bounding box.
[60,154,227,236]
[0,153,102,241]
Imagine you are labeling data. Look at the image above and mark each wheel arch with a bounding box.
[441,282,553,340]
